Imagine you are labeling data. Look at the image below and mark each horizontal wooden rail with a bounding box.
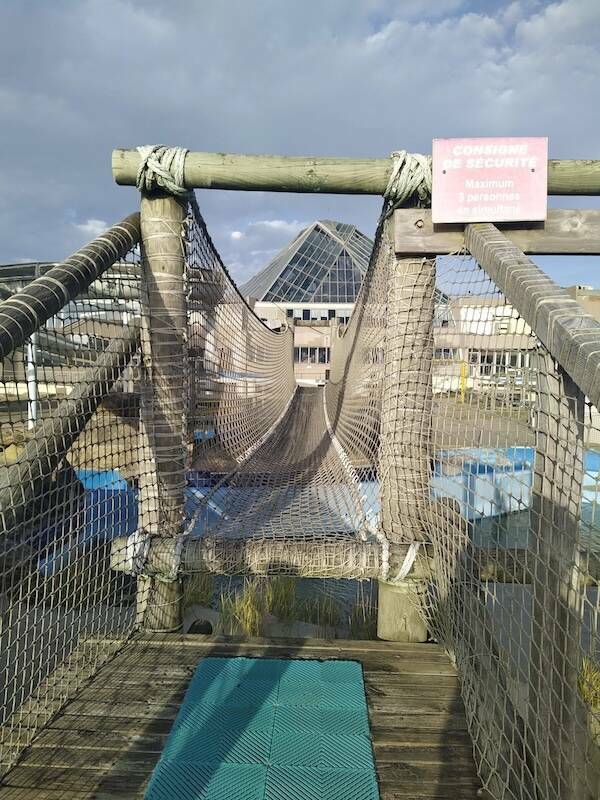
[465,224,600,411]
[0,213,140,359]
[110,534,600,584]
[395,209,600,256]
[112,149,600,196]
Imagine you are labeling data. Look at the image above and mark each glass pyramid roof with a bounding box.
[241,220,373,303]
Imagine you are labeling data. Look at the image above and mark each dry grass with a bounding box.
[579,657,600,713]
[348,601,377,640]
[219,579,265,637]
[263,576,297,622]
[298,593,340,629]
[183,573,214,609]
[215,577,355,638]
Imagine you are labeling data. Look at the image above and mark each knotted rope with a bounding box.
[136,145,189,196]
[383,150,432,216]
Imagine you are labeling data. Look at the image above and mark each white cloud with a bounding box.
[249,219,306,236]
[73,218,107,238]
[0,0,597,286]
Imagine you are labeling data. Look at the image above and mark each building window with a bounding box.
[318,347,330,364]
[328,309,335,320]
[480,353,494,375]
[293,347,300,362]
[286,308,293,318]
[325,369,330,380]
[302,309,310,321]
[434,348,455,360]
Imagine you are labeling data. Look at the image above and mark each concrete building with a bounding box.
[432,294,536,398]
[241,220,373,384]
[566,284,600,318]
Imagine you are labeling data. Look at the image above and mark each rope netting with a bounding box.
[0,218,144,773]
[420,248,600,800]
[181,198,380,577]
[185,197,296,474]
[0,186,598,799]
[326,209,600,797]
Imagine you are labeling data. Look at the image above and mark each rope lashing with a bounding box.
[395,541,421,581]
[383,150,432,213]
[136,145,189,196]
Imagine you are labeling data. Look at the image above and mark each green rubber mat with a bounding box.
[145,656,380,799]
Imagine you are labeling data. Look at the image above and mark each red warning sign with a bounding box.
[432,137,548,224]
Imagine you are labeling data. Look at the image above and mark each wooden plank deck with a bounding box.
[0,634,482,799]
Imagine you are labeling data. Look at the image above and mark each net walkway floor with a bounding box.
[0,635,482,799]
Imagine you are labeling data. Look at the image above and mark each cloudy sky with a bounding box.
[1,0,599,285]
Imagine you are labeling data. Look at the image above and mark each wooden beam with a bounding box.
[465,224,600,411]
[395,209,600,256]
[111,533,600,585]
[528,354,592,799]
[0,214,140,359]
[0,328,139,537]
[112,535,431,580]
[379,230,435,543]
[137,192,188,632]
[112,150,600,196]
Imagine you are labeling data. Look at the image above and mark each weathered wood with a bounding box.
[528,352,594,800]
[0,634,480,799]
[465,223,600,411]
[138,191,188,631]
[112,534,435,579]
[114,533,600,584]
[395,208,600,255]
[112,632,453,657]
[0,328,139,536]
[0,214,139,359]
[377,220,435,640]
[427,500,536,800]
[379,238,435,544]
[112,150,600,196]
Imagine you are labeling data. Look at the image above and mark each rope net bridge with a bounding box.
[0,148,597,799]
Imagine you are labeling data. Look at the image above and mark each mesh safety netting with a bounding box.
[0,218,143,772]
[0,192,597,799]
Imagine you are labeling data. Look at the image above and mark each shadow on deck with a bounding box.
[0,635,482,799]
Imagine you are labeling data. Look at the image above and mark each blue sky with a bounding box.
[0,0,598,286]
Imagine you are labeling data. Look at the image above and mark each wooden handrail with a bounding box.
[112,149,600,196]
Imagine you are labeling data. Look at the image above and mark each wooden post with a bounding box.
[137,192,188,632]
[377,217,435,641]
[113,150,600,196]
[529,350,592,800]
